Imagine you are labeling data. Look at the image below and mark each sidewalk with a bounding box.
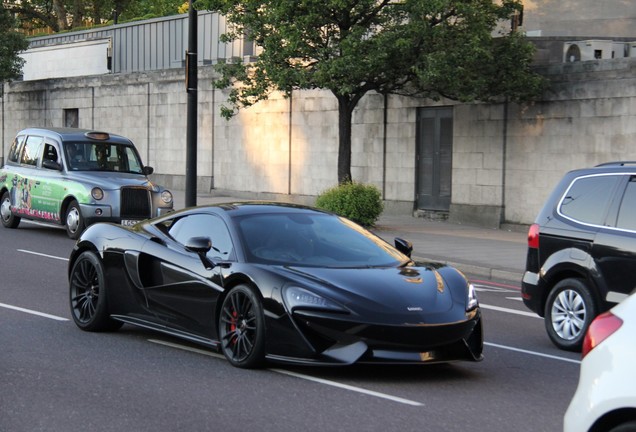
[171,190,527,283]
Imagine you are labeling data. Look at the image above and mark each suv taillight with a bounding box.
[582,311,623,358]
[527,223,540,249]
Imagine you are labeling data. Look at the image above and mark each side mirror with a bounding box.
[185,236,215,269]
[185,236,212,254]
[143,166,154,175]
[42,159,62,171]
[394,237,413,258]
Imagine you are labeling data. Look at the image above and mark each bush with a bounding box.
[315,182,384,227]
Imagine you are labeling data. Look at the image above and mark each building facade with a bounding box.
[1,3,635,227]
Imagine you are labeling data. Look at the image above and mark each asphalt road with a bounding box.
[1,221,582,432]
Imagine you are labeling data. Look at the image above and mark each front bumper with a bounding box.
[266,309,483,365]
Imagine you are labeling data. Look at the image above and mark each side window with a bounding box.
[559,175,621,225]
[8,135,25,163]
[168,214,234,260]
[43,143,60,164]
[20,136,44,166]
[616,178,636,231]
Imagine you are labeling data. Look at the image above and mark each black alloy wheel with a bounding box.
[219,285,265,368]
[1,190,20,229]
[69,251,122,332]
[544,278,597,351]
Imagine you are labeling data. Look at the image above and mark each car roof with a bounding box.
[17,127,132,145]
[175,202,332,218]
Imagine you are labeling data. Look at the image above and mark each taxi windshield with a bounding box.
[64,142,144,173]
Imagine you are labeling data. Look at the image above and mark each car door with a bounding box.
[594,174,636,304]
[31,140,65,222]
[13,135,44,218]
[140,213,234,336]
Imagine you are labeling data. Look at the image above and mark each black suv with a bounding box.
[522,162,636,351]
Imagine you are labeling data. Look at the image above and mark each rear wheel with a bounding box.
[65,200,85,239]
[218,285,266,368]
[1,190,20,229]
[69,250,122,332]
[544,278,597,351]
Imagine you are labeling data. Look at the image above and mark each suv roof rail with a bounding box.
[595,161,636,167]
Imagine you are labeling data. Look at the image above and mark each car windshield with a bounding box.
[235,212,408,268]
[64,142,145,173]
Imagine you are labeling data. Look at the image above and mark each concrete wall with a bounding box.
[2,58,635,227]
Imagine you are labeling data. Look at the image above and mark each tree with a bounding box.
[0,5,29,82]
[194,0,546,184]
[5,0,184,32]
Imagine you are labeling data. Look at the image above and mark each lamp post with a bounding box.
[185,0,198,207]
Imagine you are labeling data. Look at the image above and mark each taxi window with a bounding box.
[20,136,44,166]
[8,135,25,163]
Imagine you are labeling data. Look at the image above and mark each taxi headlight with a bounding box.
[91,187,104,200]
[161,190,173,204]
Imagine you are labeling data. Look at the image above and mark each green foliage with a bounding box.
[315,182,384,227]
[5,0,185,32]
[0,6,29,82]
[194,0,547,184]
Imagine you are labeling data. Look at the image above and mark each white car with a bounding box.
[564,293,636,432]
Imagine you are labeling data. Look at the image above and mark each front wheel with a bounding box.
[69,250,122,332]
[544,278,597,351]
[65,200,85,239]
[218,285,266,368]
[1,190,20,229]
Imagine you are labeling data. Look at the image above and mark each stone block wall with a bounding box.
[2,58,635,226]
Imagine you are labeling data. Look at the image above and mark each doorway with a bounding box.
[416,107,453,211]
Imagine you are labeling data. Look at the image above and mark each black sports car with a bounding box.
[68,202,483,368]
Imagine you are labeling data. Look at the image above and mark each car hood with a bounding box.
[279,264,465,323]
[65,171,155,190]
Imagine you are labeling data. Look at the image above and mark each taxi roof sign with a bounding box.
[85,131,110,141]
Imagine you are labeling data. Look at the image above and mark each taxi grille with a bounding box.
[120,187,151,219]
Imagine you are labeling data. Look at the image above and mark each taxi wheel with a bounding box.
[1,191,20,229]
[65,200,85,239]
[69,250,122,332]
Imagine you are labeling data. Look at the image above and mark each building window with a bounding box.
[64,108,79,128]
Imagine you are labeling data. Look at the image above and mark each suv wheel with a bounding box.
[544,278,597,351]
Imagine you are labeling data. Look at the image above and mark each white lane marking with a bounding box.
[271,368,424,407]
[480,303,540,318]
[485,342,581,364]
[0,302,68,321]
[17,249,69,262]
[149,339,423,407]
[505,297,523,302]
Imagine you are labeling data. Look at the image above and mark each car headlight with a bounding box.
[283,286,346,313]
[161,190,173,204]
[467,283,478,311]
[91,187,104,200]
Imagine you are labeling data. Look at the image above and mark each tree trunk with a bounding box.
[52,0,68,30]
[336,96,353,184]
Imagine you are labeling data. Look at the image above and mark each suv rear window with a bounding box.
[559,175,621,225]
[616,178,636,231]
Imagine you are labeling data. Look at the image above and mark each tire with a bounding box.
[69,250,122,332]
[544,278,597,351]
[218,284,266,368]
[1,190,20,229]
[65,200,85,239]
[608,420,636,432]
